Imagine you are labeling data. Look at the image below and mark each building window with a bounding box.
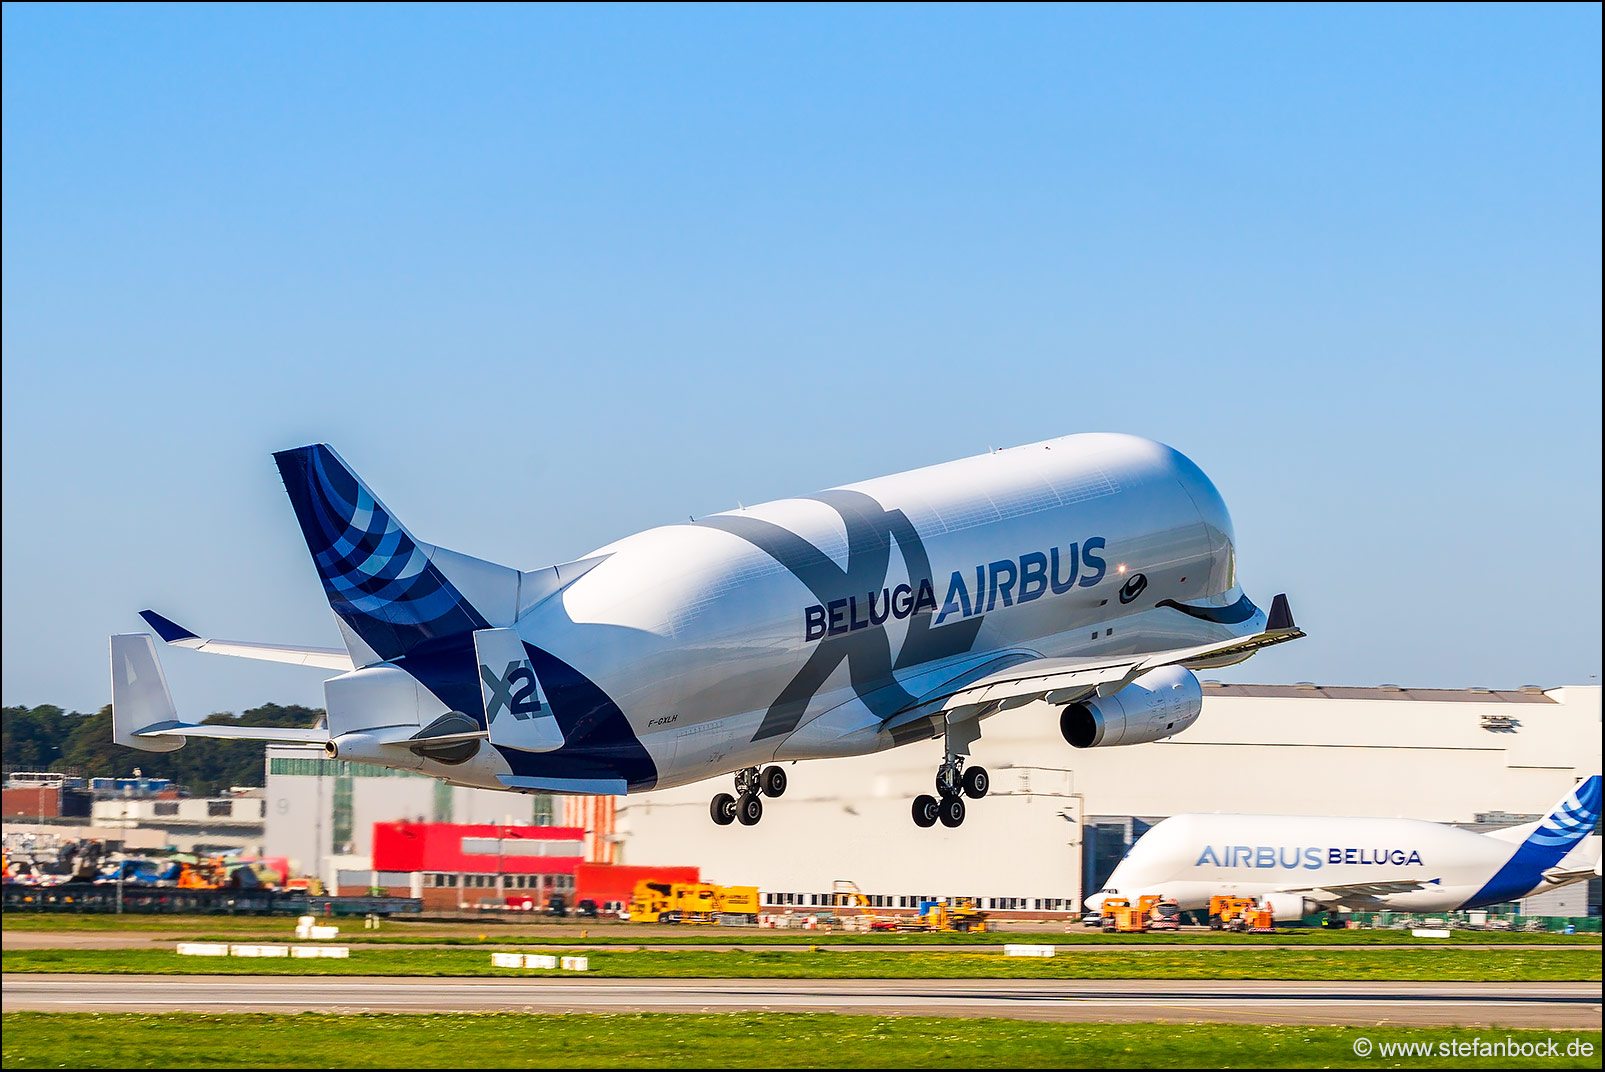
[153,802,178,817]
[531,793,554,826]
[332,766,354,851]
[206,800,232,817]
[432,779,453,823]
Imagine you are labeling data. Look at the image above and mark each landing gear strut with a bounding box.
[912,753,988,828]
[710,764,788,826]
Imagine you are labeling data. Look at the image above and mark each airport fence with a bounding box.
[1342,910,1600,933]
[2,884,422,916]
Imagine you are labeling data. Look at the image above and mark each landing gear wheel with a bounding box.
[710,792,736,826]
[962,765,989,799]
[736,792,764,826]
[912,794,940,828]
[939,794,966,828]
[760,765,788,798]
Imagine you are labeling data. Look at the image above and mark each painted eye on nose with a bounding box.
[1118,573,1149,604]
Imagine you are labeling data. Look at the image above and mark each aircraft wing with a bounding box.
[140,610,354,671]
[1267,878,1446,909]
[893,594,1303,723]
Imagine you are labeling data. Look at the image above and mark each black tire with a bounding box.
[911,794,940,828]
[962,765,989,799]
[760,765,788,798]
[939,794,966,828]
[710,792,736,826]
[737,792,764,826]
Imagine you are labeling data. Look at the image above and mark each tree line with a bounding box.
[2,703,323,796]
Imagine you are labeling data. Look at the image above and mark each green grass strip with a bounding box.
[5,912,1598,944]
[2,1013,1600,1069]
[5,946,1598,981]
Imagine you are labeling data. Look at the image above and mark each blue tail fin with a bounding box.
[1530,775,1603,850]
[1465,775,1602,908]
[274,445,492,663]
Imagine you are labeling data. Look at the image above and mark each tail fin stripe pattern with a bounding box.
[275,445,488,662]
[1462,775,1602,908]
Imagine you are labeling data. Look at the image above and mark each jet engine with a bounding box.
[1059,665,1203,748]
[1263,893,1319,921]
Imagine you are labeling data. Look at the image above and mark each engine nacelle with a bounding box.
[323,730,426,770]
[1060,666,1203,748]
[1263,893,1318,922]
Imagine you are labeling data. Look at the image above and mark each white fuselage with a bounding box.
[388,433,1260,792]
[1085,812,1586,915]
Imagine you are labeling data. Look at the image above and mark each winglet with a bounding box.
[139,610,199,645]
[1266,593,1296,632]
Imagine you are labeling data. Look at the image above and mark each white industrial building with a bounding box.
[612,683,1602,917]
[262,683,1602,918]
[262,752,559,885]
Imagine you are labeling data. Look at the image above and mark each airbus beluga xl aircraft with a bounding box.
[111,433,1303,828]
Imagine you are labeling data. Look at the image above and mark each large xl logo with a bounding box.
[696,490,985,742]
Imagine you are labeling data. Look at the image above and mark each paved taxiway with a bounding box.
[5,975,1599,1027]
[1,931,1580,952]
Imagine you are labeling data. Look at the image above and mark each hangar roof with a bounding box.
[1201,682,1557,703]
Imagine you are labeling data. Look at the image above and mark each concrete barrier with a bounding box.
[561,956,590,972]
[525,954,559,970]
[1411,928,1452,939]
[176,943,230,957]
[491,952,524,968]
[1003,944,1056,957]
[291,945,349,958]
[229,945,290,957]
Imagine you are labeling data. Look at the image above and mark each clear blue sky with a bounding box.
[3,3,1600,716]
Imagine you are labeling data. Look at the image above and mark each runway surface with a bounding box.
[5,974,1600,1027]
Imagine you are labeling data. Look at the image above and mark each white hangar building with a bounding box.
[608,682,1602,917]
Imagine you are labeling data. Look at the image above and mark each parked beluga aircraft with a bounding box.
[111,433,1304,828]
[1083,775,1603,918]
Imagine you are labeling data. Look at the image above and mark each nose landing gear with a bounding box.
[709,765,788,826]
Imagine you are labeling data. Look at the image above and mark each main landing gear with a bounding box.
[710,764,788,826]
[911,755,988,828]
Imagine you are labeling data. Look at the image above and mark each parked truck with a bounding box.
[628,880,760,924]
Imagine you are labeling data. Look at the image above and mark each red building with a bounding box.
[360,821,585,910]
[354,820,704,912]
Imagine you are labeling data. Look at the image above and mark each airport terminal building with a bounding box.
[264,682,1602,917]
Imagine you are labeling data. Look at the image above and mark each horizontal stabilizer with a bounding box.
[111,634,329,753]
[140,610,353,671]
[137,723,332,743]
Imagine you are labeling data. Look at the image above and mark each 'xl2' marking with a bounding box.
[480,660,542,722]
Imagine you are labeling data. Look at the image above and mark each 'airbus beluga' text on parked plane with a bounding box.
[111,433,1303,828]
